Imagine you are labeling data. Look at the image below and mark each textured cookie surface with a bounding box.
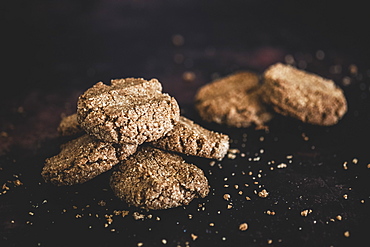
[110,146,209,210]
[195,71,273,128]
[57,113,84,136]
[42,134,137,186]
[261,63,347,125]
[77,78,180,145]
[152,116,229,159]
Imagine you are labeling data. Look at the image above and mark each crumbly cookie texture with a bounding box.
[58,114,229,160]
[194,71,273,128]
[42,134,137,186]
[261,63,347,126]
[110,146,210,210]
[57,113,84,136]
[77,78,180,145]
[152,116,229,160]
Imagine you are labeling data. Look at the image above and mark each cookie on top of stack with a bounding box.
[42,77,230,210]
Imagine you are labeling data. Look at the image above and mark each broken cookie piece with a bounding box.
[110,146,209,210]
[42,134,137,186]
[77,78,180,145]
[260,63,347,125]
[195,71,273,128]
[152,116,229,160]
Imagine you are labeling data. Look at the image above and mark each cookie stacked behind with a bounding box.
[195,63,347,127]
[261,63,347,126]
[195,71,273,128]
[42,77,230,210]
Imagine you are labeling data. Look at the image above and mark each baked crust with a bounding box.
[260,63,347,125]
[77,78,180,145]
[195,71,273,127]
[152,116,229,159]
[41,134,137,186]
[110,146,209,210]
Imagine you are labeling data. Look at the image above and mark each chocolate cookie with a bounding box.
[42,134,137,186]
[261,63,347,126]
[194,71,273,128]
[152,116,229,160]
[57,113,84,136]
[77,78,180,145]
[110,146,209,210]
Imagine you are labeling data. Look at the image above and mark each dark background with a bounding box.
[1,1,370,246]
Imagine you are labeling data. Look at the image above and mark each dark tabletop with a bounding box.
[1,1,370,246]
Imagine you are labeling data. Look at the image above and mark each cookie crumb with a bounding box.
[300,209,312,217]
[342,161,348,170]
[223,193,231,201]
[344,231,350,238]
[266,210,276,216]
[239,222,248,231]
[258,189,269,198]
[133,212,145,220]
[190,233,198,240]
[97,200,106,206]
[277,163,287,169]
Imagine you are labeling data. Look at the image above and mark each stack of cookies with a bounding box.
[42,78,230,210]
[195,63,348,127]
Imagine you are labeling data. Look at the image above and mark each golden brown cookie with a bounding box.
[194,71,273,128]
[77,78,180,145]
[42,134,137,186]
[110,146,209,210]
[260,63,347,125]
[151,116,229,159]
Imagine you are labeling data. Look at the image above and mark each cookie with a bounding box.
[261,63,347,126]
[42,134,137,186]
[194,71,273,128]
[77,78,180,145]
[110,146,209,210]
[57,113,84,136]
[152,116,229,159]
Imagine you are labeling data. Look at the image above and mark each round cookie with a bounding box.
[42,134,137,186]
[261,63,347,126]
[77,78,180,145]
[194,71,273,128]
[151,116,229,160]
[110,146,209,210]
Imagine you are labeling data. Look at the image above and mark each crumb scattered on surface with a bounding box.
[300,209,312,217]
[239,222,248,231]
[258,189,269,198]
